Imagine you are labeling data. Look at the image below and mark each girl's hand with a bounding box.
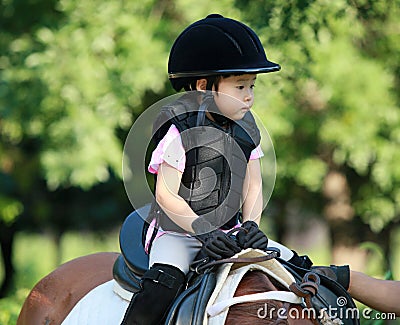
[195,230,241,260]
[236,220,268,250]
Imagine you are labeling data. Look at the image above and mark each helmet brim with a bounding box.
[168,63,281,79]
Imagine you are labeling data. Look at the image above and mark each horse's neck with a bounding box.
[225,271,314,325]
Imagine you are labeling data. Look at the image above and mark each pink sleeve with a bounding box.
[249,144,264,160]
[148,124,186,174]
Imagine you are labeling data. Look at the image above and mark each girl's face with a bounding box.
[214,74,256,121]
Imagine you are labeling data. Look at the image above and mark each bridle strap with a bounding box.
[207,290,302,317]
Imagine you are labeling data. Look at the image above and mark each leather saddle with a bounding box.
[113,206,216,324]
[113,205,150,292]
[113,208,360,325]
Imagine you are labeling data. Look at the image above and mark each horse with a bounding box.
[17,252,119,325]
[17,251,321,325]
[17,209,359,325]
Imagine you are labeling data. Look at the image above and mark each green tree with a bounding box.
[1,0,399,302]
[238,0,400,271]
[0,0,172,295]
[0,0,243,297]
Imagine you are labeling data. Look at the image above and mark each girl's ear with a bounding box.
[196,79,207,92]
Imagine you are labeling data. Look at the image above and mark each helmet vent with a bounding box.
[208,24,244,56]
[242,26,263,54]
[223,32,243,56]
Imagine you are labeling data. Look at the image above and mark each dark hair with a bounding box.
[183,73,245,92]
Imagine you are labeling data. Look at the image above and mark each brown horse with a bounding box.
[17,252,314,325]
[226,270,312,325]
[17,252,119,325]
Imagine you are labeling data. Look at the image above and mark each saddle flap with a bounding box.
[165,272,217,325]
[112,254,142,293]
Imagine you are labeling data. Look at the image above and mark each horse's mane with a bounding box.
[225,270,312,325]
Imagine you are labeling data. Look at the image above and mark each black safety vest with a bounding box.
[149,93,260,232]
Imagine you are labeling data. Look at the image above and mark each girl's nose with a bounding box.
[244,90,253,103]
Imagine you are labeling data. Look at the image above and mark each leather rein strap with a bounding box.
[289,272,321,325]
[192,251,279,274]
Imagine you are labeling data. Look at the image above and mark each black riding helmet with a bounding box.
[168,14,281,91]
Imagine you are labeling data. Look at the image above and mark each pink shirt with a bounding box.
[148,124,264,174]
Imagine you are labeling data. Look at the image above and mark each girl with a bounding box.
[121,14,280,325]
[122,14,335,324]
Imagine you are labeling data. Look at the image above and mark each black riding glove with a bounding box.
[192,217,241,260]
[236,220,268,250]
[195,230,241,260]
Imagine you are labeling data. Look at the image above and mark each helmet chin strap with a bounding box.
[196,81,231,127]
[196,91,214,127]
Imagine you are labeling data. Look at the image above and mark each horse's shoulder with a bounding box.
[17,252,118,325]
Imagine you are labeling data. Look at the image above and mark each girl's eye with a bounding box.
[236,85,255,90]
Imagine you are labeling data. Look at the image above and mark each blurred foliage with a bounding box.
[241,0,400,234]
[0,288,28,325]
[0,0,399,307]
[0,231,119,325]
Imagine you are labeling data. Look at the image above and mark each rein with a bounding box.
[191,227,280,274]
[192,250,279,274]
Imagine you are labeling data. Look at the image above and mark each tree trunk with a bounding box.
[0,223,16,297]
[328,223,369,271]
[323,171,367,270]
[53,231,63,266]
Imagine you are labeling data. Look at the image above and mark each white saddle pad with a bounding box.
[61,280,129,325]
